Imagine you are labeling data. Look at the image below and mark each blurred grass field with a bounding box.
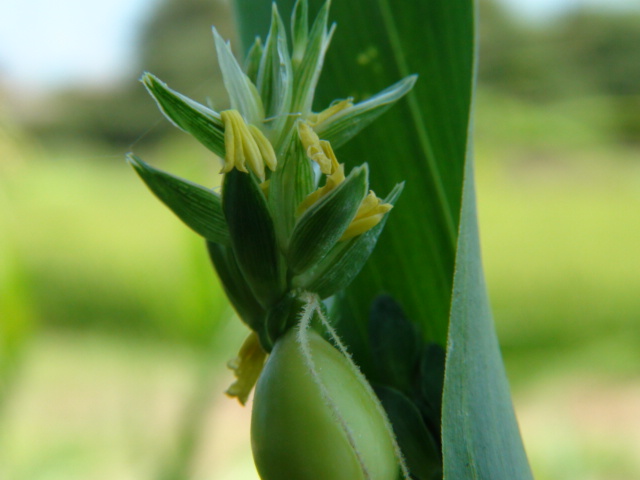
[1,87,640,480]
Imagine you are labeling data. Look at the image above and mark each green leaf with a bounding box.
[222,169,285,308]
[141,73,226,158]
[368,294,422,395]
[287,164,368,274]
[127,154,230,245]
[292,183,403,298]
[415,342,446,438]
[374,385,442,480]
[213,27,265,125]
[441,159,533,479]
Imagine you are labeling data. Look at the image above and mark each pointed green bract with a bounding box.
[128,154,230,245]
[142,73,226,158]
[290,1,333,118]
[206,241,266,334]
[292,183,403,298]
[268,136,315,249]
[290,0,309,65]
[222,170,285,309]
[315,75,418,149]
[257,5,293,142]
[213,28,265,126]
[244,37,264,84]
[287,165,368,274]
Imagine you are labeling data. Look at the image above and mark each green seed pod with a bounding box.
[251,327,399,480]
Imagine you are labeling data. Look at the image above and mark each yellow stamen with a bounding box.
[296,141,346,216]
[220,110,276,181]
[298,121,332,174]
[249,124,277,172]
[340,191,393,241]
[307,99,354,126]
[226,332,267,405]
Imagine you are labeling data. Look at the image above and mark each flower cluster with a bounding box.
[129,1,416,478]
[128,0,414,357]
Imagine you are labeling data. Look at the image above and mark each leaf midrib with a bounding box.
[375,0,457,248]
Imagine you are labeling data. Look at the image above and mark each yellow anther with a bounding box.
[307,99,354,126]
[248,124,277,172]
[220,110,276,181]
[298,121,332,174]
[340,191,393,241]
[296,141,346,216]
[226,332,267,405]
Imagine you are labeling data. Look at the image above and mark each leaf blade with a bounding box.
[442,157,533,480]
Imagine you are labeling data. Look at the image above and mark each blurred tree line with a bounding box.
[25,0,640,149]
[28,0,235,150]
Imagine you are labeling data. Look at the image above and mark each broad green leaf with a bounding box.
[287,164,368,274]
[127,154,230,245]
[142,73,226,158]
[442,158,533,479]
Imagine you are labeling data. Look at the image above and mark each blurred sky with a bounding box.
[0,0,638,92]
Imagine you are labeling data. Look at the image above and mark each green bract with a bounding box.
[252,327,399,480]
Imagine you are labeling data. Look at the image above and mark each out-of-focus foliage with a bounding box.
[479,0,640,144]
[26,0,235,150]
[13,0,640,150]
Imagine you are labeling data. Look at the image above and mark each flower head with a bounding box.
[131,0,413,348]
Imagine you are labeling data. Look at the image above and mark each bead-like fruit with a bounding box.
[251,328,399,480]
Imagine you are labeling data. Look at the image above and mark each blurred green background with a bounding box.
[1,0,639,478]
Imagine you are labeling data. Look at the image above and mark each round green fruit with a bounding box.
[251,328,399,480]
